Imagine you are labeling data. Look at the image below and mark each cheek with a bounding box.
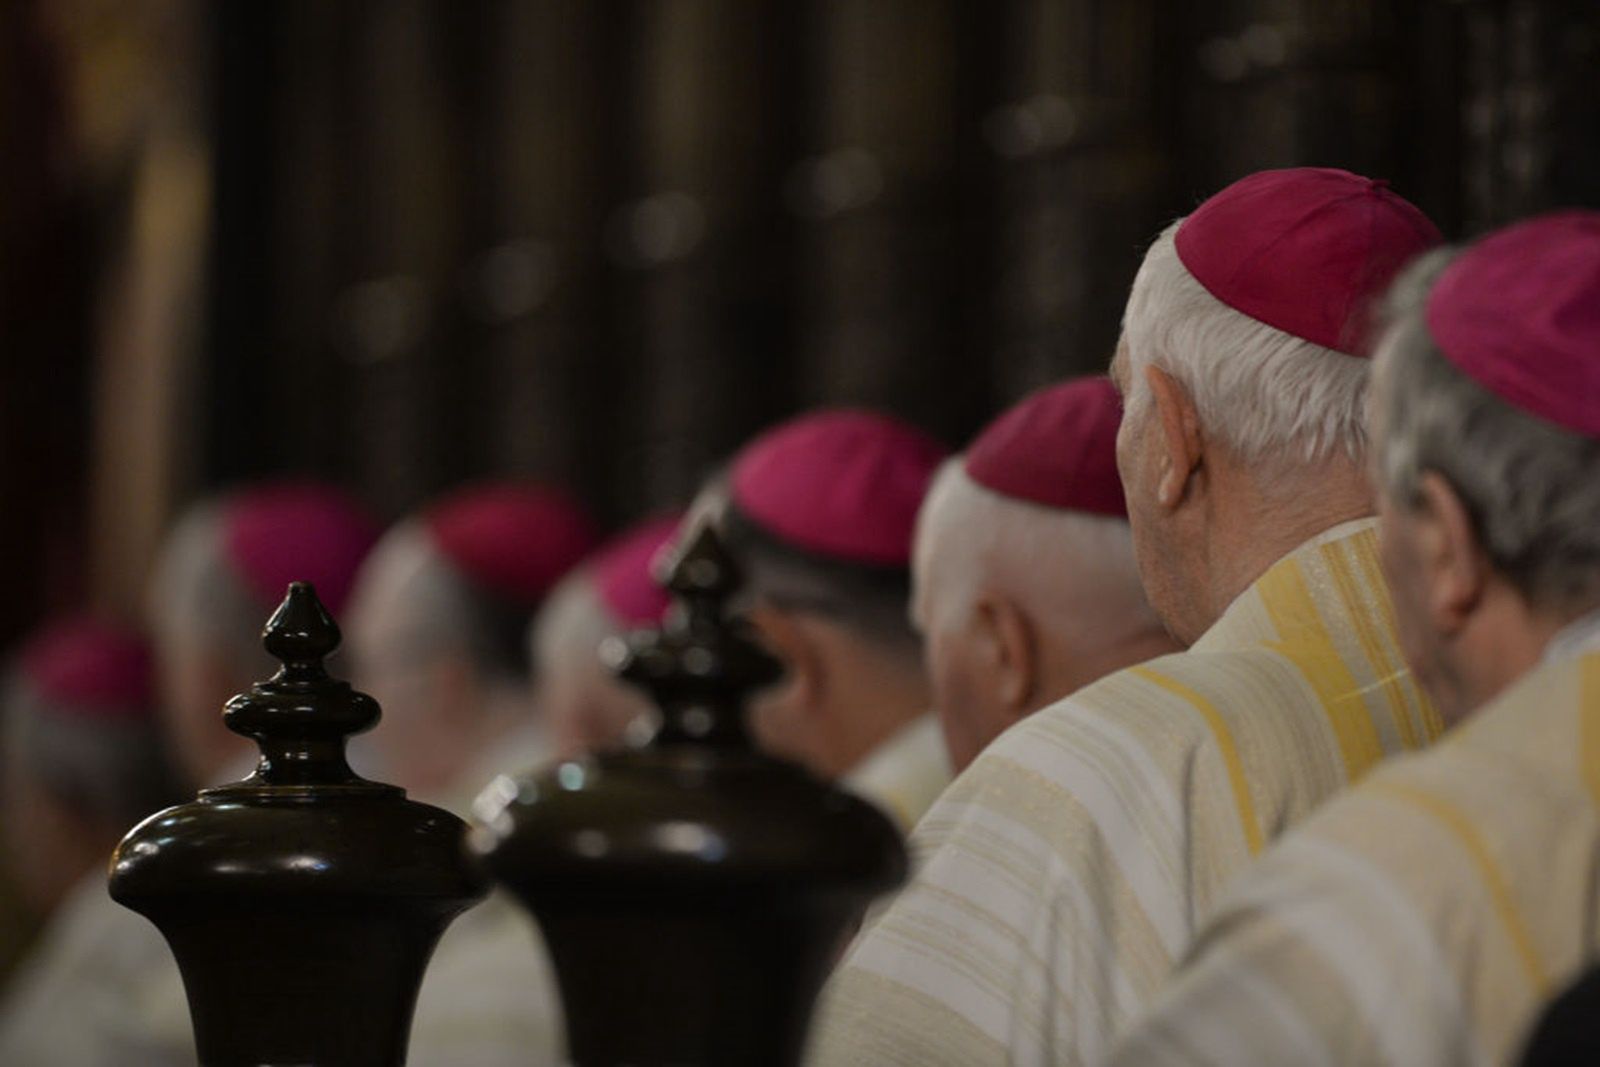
[1116,411,1161,548]
[1114,408,1140,489]
[746,686,798,753]
[924,629,972,721]
[926,630,993,761]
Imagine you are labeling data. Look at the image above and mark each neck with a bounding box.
[1040,624,1183,701]
[1199,453,1373,633]
[1448,591,1600,725]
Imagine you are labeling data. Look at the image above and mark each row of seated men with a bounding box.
[0,165,1594,1066]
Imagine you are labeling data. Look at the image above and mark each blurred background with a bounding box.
[4,0,1600,645]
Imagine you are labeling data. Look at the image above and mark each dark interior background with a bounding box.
[3,0,1599,641]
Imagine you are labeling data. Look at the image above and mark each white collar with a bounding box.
[1543,606,1600,665]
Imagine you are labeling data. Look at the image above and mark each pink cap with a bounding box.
[593,514,685,627]
[16,616,154,719]
[222,482,382,615]
[963,377,1126,517]
[1426,211,1600,439]
[424,482,600,609]
[1175,167,1442,356]
[730,410,949,567]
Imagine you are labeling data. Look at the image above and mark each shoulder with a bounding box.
[1131,657,1600,1066]
[1297,650,1597,851]
[913,650,1268,901]
[971,646,1302,790]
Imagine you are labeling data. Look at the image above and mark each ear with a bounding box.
[972,594,1037,714]
[746,605,822,715]
[1413,472,1489,636]
[1144,364,1204,509]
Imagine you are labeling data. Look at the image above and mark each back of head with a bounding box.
[724,409,949,777]
[1117,168,1441,641]
[915,378,1175,769]
[531,515,682,760]
[345,481,598,798]
[1371,212,1600,720]
[1122,167,1442,476]
[146,481,380,787]
[2,617,178,913]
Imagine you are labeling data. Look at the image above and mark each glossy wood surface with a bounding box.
[109,582,487,1067]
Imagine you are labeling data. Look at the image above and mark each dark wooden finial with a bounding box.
[470,522,908,1067]
[221,581,381,789]
[605,524,783,746]
[109,581,487,1067]
[260,580,342,671]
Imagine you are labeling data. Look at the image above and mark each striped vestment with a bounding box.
[806,519,1442,1066]
[1108,638,1600,1067]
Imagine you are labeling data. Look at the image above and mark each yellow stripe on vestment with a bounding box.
[1130,666,1264,855]
[1319,541,1418,751]
[1370,778,1549,994]
[1349,537,1446,740]
[1581,656,1600,810]
[1258,557,1385,781]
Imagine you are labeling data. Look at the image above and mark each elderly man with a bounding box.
[1106,212,1600,1067]
[0,482,380,1066]
[0,618,175,921]
[912,376,1177,772]
[344,481,597,810]
[807,168,1444,1066]
[405,513,682,1067]
[719,409,953,830]
[146,481,381,788]
[525,513,682,762]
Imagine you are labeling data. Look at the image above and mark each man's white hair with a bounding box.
[145,501,274,680]
[1373,249,1600,611]
[1121,220,1371,470]
[529,567,618,674]
[915,460,1158,646]
[3,673,176,830]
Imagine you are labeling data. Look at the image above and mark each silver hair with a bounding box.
[1373,249,1600,609]
[350,521,534,681]
[1121,220,1372,470]
[2,674,177,829]
[529,567,618,674]
[145,501,275,683]
[914,460,1159,644]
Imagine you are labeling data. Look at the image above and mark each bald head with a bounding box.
[913,460,1176,770]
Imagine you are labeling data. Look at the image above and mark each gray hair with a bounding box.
[2,674,178,830]
[145,501,275,683]
[349,521,537,682]
[914,460,1159,644]
[721,503,923,663]
[1121,221,1371,471]
[529,566,618,674]
[1373,249,1600,610]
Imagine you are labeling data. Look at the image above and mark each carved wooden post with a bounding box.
[109,582,488,1067]
[471,525,909,1066]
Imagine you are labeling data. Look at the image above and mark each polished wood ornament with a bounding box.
[471,525,909,1066]
[109,582,488,1067]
